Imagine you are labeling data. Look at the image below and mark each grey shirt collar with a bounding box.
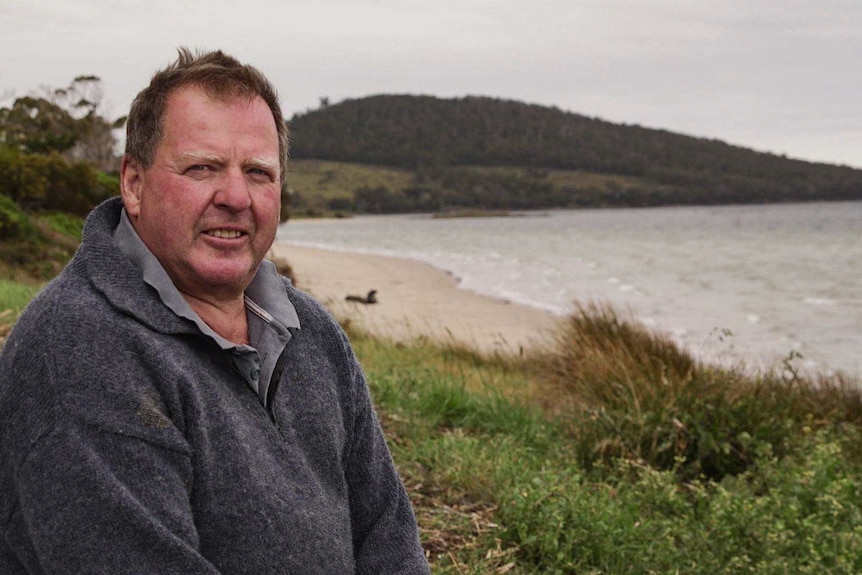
[112,209,300,404]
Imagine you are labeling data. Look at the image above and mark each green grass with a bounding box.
[534,303,862,482]
[0,203,81,339]
[0,279,41,313]
[284,160,674,216]
[0,200,82,283]
[0,279,42,341]
[346,306,862,574]
[286,160,414,215]
[36,211,85,239]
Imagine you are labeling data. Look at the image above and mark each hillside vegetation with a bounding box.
[286,95,862,215]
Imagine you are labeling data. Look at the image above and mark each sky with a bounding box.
[1,0,860,168]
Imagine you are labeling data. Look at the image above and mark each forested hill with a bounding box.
[286,95,862,212]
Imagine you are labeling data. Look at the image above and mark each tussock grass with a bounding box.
[346,304,862,573]
[535,303,862,481]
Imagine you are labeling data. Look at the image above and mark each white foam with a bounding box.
[803,297,835,306]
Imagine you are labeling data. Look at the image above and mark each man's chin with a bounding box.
[191,263,257,295]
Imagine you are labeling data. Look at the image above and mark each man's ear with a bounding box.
[120,155,144,218]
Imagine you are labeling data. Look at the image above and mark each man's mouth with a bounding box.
[207,229,244,239]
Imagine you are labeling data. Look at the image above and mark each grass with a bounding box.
[0,207,82,342]
[0,279,41,311]
[286,159,414,215]
[0,279,42,343]
[0,209,82,283]
[36,211,85,239]
[346,305,862,574]
[284,160,674,216]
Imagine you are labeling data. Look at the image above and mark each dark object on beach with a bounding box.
[346,290,378,304]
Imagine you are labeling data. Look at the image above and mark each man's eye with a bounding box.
[249,168,274,180]
[188,165,210,172]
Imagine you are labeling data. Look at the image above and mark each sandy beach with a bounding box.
[269,243,562,355]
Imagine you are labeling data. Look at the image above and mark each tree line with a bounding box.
[287,95,862,214]
[4,84,862,222]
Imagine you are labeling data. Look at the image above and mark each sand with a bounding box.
[268,243,562,355]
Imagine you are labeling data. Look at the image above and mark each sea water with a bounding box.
[276,201,862,378]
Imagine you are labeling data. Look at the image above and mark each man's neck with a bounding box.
[183,293,249,345]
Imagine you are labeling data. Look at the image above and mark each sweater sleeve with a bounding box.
[0,312,224,575]
[8,410,223,574]
[340,339,430,574]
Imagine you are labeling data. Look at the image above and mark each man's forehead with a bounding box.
[160,87,277,138]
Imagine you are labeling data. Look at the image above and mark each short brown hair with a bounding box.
[124,47,288,182]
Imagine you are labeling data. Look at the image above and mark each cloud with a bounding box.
[1,0,860,167]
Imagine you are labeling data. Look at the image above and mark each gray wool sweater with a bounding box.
[0,198,429,574]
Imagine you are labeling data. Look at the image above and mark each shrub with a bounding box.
[0,146,111,216]
[538,303,862,481]
[0,146,49,208]
[43,152,107,216]
[0,194,36,241]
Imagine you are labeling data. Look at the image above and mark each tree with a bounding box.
[42,75,121,172]
[0,76,121,172]
[0,96,80,154]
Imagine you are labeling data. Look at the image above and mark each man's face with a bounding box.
[121,85,281,302]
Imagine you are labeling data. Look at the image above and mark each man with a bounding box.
[0,49,429,574]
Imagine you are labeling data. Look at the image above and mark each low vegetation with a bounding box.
[0,206,83,345]
[0,279,41,343]
[348,306,862,573]
[285,159,414,217]
[0,196,84,283]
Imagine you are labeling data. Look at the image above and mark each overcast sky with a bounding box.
[1,0,860,168]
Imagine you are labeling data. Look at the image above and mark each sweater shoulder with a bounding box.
[1,267,188,462]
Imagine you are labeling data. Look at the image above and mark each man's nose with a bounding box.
[214,168,252,211]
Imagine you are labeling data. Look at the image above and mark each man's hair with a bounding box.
[125,47,288,182]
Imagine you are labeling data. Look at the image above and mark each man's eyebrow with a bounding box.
[245,156,280,173]
[178,151,223,164]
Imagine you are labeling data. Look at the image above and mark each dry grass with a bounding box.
[529,302,862,480]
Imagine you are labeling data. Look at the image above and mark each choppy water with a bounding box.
[277,201,862,378]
